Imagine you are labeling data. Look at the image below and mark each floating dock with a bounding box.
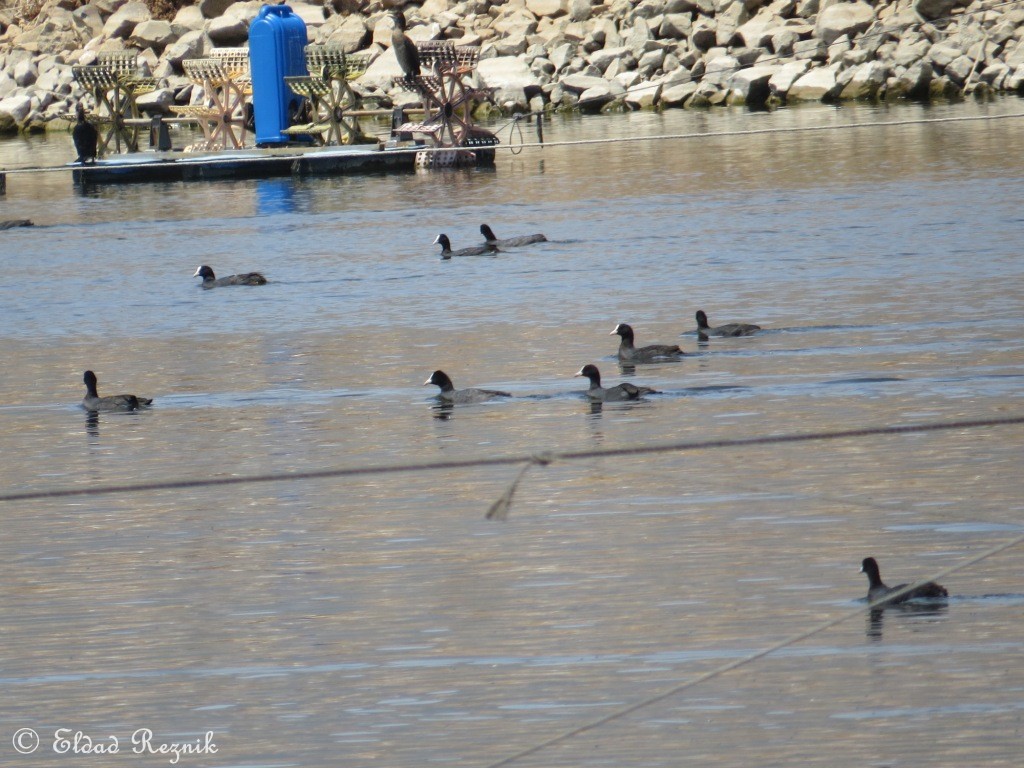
[69,143,421,185]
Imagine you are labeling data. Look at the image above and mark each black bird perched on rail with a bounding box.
[480,223,547,248]
[72,103,99,165]
[860,557,948,605]
[390,9,420,82]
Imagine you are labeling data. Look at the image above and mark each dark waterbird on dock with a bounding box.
[610,323,685,363]
[82,370,152,412]
[479,223,547,248]
[424,370,511,404]
[575,364,657,402]
[434,234,498,259]
[695,310,761,340]
[860,557,948,605]
[390,9,420,81]
[72,103,98,165]
[194,265,267,288]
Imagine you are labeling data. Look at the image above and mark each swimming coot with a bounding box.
[695,310,761,340]
[82,370,152,411]
[194,265,267,288]
[611,323,685,363]
[479,223,547,248]
[434,234,498,259]
[424,370,512,404]
[0,219,33,230]
[860,557,948,605]
[575,364,656,402]
[72,103,99,165]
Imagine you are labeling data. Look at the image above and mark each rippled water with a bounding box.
[1,99,1023,767]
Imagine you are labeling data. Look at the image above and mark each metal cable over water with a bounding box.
[1,414,1020,505]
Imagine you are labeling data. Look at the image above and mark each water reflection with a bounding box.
[866,602,949,641]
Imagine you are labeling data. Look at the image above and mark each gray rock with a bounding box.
[626,80,661,108]
[770,28,798,56]
[130,20,175,54]
[815,2,874,47]
[889,60,932,99]
[703,54,739,85]
[569,0,592,22]
[476,56,542,91]
[12,58,38,88]
[135,87,174,114]
[638,47,666,75]
[786,65,836,100]
[659,79,698,105]
[73,4,105,38]
[944,55,973,85]
[793,37,828,61]
[207,15,249,46]
[893,38,929,68]
[839,60,887,99]
[317,13,368,53]
[589,46,632,72]
[101,1,150,40]
[927,43,962,68]
[172,6,205,31]
[290,3,327,28]
[1006,40,1024,70]
[770,59,806,96]
[690,20,717,51]
[727,64,777,105]
[560,73,609,92]
[199,0,235,19]
[660,13,691,39]
[163,30,210,68]
[0,94,32,130]
[550,42,576,71]
[913,0,967,22]
[527,0,568,17]
[494,32,529,56]
[580,82,617,105]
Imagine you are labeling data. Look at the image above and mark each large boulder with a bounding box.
[163,31,211,68]
[787,66,838,100]
[207,15,249,45]
[913,0,967,21]
[770,60,811,96]
[839,60,888,99]
[102,1,150,40]
[317,13,368,52]
[560,73,610,92]
[527,0,568,17]
[815,2,874,47]
[476,56,542,92]
[130,20,175,54]
[728,64,778,105]
[0,94,33,130]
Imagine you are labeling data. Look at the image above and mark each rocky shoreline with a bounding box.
[1,0,1023,135]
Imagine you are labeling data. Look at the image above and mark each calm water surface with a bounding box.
[1,99,1023,767]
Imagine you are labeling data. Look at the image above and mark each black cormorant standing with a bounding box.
[72,103,98,164]
[390,10,421,82]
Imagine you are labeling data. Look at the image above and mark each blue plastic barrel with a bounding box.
[249,5,309,146]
